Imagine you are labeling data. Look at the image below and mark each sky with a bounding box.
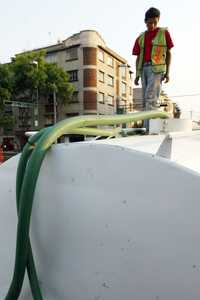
[1,0,200,116]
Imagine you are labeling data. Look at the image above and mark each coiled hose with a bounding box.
[5,111,169,299]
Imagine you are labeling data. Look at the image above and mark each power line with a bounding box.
[169,93,200,98]
[133,90,200,100]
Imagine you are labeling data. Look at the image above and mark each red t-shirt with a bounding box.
[132,28,174,62]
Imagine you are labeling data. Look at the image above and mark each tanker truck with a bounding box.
[0,111,200,300]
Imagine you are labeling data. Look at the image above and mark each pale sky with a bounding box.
[1,0,200,116]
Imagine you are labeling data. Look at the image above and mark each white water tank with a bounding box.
[1,131,200,299]
[149,118,192,134]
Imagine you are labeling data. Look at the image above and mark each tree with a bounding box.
[43,63,74,104]
[0,64,14,128]
[0,51,74,133]
[11,51,47,101]
[11,51,74,104]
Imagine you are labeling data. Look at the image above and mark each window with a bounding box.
[70,91,79,103]
[107,56,114,67]
[119,99,126,106]
[45,53,57,63]
[67,70,78,82]
[108,75,114,86]
[98,71,104,82]
[107,95,114,106]
[98,92,105,103]
[66,47,78,61]
[122,82,126,95]
[98,50,104,62]
[18,107,31,128]
[120,66,126,78]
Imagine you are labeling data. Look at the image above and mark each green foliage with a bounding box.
[0,64,13,128]
[11,51,47,99]
[11,51,74,103]
[0,88,11,107]
[0,64,13,106]
[43,63,74,104]
[0,114,14,127]
[0,51,74,129]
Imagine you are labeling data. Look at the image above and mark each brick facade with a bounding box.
[83,91,97,110]
[83,47,97,65]
[84,68,97,87]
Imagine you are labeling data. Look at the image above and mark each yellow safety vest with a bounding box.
[136,28,167,77]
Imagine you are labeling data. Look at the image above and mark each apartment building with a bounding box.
[40,29,134,126]
[1,30,134,149]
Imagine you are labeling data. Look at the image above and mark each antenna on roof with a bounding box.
[48,32,52,44]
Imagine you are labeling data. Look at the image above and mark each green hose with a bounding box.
[5,111,169,299]
[15,128,51,300]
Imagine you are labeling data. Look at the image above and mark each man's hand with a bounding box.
[162,73,170,83]
[134,76,140,86]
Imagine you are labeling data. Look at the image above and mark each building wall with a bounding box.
[4,30,134,149]
[43,30,133,120]
[96,47,133,115]
[83,47,97,65]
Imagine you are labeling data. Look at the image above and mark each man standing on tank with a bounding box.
[132,7,174,130]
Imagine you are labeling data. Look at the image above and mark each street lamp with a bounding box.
[117,64,127,115]
[118,64,134,114]
[31,60,39,127]
[53,83,57,125]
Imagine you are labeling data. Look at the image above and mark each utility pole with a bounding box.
[53,88,57,124]
[32,60,39,127]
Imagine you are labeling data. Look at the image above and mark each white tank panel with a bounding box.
[0,138,200,299]
[96,131,200,173]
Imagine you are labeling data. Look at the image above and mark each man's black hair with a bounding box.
[145,7,160,21]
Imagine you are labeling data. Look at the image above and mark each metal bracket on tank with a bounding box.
[156,134,172,159]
